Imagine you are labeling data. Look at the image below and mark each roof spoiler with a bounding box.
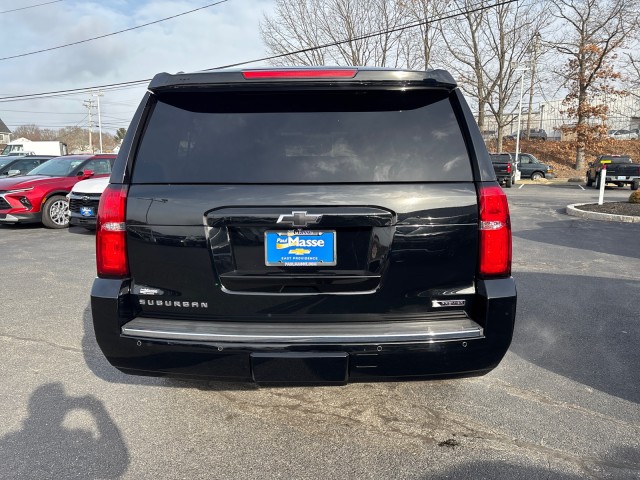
[147,67,457,92]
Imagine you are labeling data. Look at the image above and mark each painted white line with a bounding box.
[578,185,585,190]
[518,183,525,189]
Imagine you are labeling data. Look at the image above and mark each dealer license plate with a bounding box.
[265,230,336,266]
[80,206,94,217]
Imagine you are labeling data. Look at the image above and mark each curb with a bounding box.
[566,203,640,223]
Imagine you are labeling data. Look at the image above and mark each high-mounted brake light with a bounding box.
[242,69,358,79]
[96,184,129,278]
[478,185,512,277]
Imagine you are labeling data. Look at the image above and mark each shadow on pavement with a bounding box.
[0,383,129,479]
[511,272,639,404]
[81,305,255,392]
[429,462,582,479]
[428,450,639,480]
[68,225,96,236]
[0,223,42,230]
[513,219,640,259]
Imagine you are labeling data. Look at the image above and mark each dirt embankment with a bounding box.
[486,138,640,179]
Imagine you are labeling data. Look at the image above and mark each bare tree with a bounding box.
[11,124,118,153]
[260,0,405,67]
[11,124,58,141]
[397,0,449,70]
[624,56,640,88]
[481,1,549,151]
[550,0,638,170]
[439,1,549,150]
[437,0,490,131]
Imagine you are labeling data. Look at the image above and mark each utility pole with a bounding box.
[513,66,530,167]
[526,32,541,140]
[93,91,104,153]
[82,99,95,153]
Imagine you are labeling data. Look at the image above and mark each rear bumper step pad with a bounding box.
[121,315,483,344]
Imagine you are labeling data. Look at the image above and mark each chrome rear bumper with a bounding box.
[122,315,483,344]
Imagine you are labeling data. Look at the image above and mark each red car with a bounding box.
[0,154,116,228]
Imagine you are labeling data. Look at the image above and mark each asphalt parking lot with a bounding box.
[1,183,638,479]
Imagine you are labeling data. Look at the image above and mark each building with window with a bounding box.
[0,118,11,145]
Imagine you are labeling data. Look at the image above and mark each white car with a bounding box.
[609,129,639,140]
[67,176,110,229]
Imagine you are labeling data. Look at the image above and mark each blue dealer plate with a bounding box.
[80,206,94,217]
[265,230,336,266]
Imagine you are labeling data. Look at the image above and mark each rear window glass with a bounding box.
[599,156,631,163]
[27,157,85,176]
[490,154,512,163]
[132,90,473,183]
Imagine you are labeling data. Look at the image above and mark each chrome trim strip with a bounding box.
[450,284,475,295]
[122,317,484,344]
[219,285,379,296]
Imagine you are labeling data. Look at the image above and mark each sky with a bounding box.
[0,0,275,135]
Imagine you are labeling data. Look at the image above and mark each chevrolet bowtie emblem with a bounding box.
[276,211,322,227]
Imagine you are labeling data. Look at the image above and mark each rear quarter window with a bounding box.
[490,154,512,163]
[131,90,473,183]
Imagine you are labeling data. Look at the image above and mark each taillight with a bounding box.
[506,163,511,173]
[478,185,512,277]
[96,184,129,278]
[242,69,357,79]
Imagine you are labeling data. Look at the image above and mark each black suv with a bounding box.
[91,67,516,385]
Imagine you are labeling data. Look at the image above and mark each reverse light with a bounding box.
[242,69,357,79]
[96,184,129,278]
[478,185,512,277]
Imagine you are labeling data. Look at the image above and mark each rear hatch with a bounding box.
[125,73,480,322]
[604,159,640,177]
[490,154,512,176]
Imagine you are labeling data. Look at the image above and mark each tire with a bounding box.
[617,183,625,188]
[505,176,513,188]
[42,195,70,229]
[531,172,544,181]
[632,179,639,191]
[586,176,593,187]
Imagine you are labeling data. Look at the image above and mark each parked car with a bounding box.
[608,129,639,140]
[68,176,109,229]
[0,154,116,228]
[510,153,555,180]
[91,67,516,385]
[586,155,640,190]
[505,129,547,141]
[489,152,517,187]
[0,155,55,177]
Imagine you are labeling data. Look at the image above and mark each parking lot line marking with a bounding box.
[518,184,525,189]
[578,185,585,190]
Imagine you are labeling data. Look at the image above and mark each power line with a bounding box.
[0,80,150,103]
[0,0,519,103]
[0,0,63,14]
[208,0,521,71]
[0,0,230,61]
[0,108,87,115]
